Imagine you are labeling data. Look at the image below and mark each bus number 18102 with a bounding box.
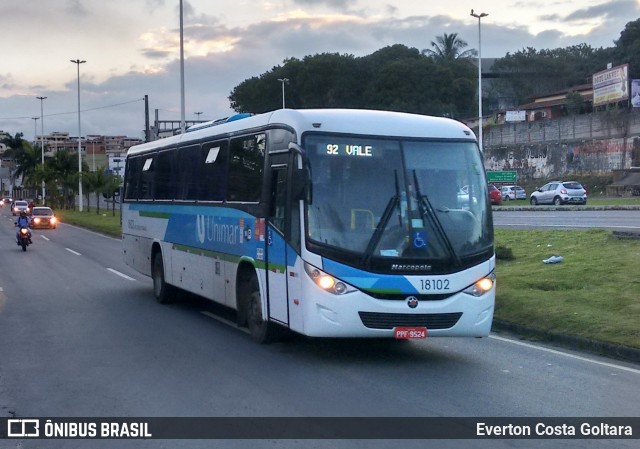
[420,279,450,291]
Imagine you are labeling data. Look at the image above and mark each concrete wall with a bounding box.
[482,110,640,180]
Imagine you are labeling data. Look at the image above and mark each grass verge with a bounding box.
[56,209,121,238]
[495,228,640,349]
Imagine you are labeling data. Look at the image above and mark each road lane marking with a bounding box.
[65,248,81,256]
[201,311,250,335]
[40,235,50,241]
[489,335,640,375]
[107,268,136,281]
[497,223,640,230]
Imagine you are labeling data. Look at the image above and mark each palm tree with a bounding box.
[48,150,80,209]
[83,171,99,213]
[102,173,122,216]
[12,141,41,187]
[86,167,111,215]
[422,33,477,60]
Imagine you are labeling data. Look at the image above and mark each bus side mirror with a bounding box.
[291,168,309,201]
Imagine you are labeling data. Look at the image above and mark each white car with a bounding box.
[12,200,30,216]
[500,185,526,201]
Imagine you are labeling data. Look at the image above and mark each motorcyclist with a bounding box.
[15,210,32,245]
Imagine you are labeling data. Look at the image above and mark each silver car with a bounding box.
[529,181,587,205]
[500,185,526,201]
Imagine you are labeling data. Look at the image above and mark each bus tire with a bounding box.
[244,274,280,344]
[152,252,174,304]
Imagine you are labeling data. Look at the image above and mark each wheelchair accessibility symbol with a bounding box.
[413,231,427,249]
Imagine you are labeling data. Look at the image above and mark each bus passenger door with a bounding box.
[266,161,290,326]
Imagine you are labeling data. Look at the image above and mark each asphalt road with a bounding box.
[0,207,638,449]
[493,208,640,232]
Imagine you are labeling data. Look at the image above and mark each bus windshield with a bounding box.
[304,134,493,273]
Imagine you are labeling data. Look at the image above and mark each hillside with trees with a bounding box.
[229,18,640,119]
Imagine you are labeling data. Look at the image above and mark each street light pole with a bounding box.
[179,0,186,135]
[32,117,39,144]
[470,9,488,152]
[195,111,203,120]
[277,78,289,109]
[71,59,86,211]
[36,96,47,204]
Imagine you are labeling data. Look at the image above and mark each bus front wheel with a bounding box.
[152,252,175,304]
[244,274,280,344]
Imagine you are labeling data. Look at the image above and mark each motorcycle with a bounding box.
[17,226,31,251]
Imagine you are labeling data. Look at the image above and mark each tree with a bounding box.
[102,174,122,216]
[48,150,80,209]
[85,168,112,215]
[12,141,40,188]
[613,18,640,79]
[0,132,25,155]
[229,44,477,118]
[565,91,586,115]
[422,33,477,60]
[489,44,611,107]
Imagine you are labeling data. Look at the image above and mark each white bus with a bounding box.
[122,109,495,343]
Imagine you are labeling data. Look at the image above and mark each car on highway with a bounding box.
[529,181,587,205]
[488,184,502,205]
[0,197,12,207]
[29,206,58,229]
[500,185,526,201]
[12,200,30,216]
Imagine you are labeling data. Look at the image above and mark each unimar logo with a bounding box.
[195,215,248,246]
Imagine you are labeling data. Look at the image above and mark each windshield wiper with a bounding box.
[412,170,461,267]
[360,171,401,266]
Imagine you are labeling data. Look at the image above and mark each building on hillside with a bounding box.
[34,132,142,174]
[518,84,594,121]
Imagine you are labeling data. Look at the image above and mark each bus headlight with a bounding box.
[463,272,496,297]
[304,262,354,295]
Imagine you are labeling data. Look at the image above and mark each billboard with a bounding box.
[592,64,629,107]
[505,110,526,122]
[632,79,640,108]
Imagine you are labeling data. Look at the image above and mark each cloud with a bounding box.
[291,0,355,7]
[65,0,88,16]
[564,0,635,21]
[1,1,637,140]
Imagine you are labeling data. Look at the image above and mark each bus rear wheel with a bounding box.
[244,274,280,344]
[152,252,175,304]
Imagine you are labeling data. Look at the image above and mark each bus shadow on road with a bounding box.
[164,290,481,367]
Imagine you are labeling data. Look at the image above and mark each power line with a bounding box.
[0,97,145,121]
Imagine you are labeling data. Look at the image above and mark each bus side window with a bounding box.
[155,149,176,200]
[200,141,228,201]
[227,133,265,202]
[269,167,287,233]
[124,157,141,200]
[177,145,200,200]
[140,156,155,200]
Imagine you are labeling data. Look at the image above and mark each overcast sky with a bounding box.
[0,0,637,141]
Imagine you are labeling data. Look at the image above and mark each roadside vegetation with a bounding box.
[495,228,640,349]
[56,209,121,238]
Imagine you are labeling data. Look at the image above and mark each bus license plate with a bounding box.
[394,327,427,339]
